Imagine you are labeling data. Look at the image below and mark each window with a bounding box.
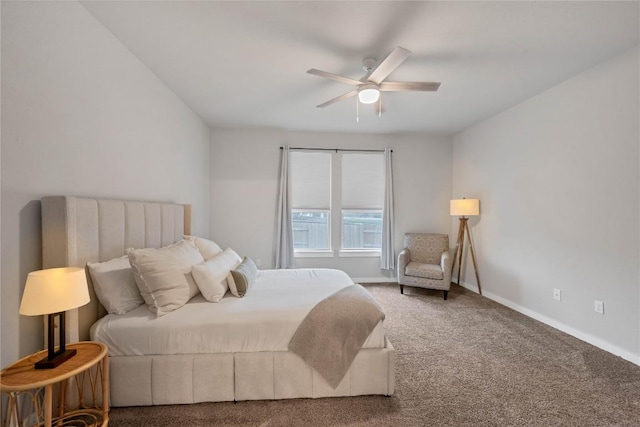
[290,150,385,257]
[292,210,329,249]
[341,153,385,251]
[290,151,331,251]
[342,210,383,249]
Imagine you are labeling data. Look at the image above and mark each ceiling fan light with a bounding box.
[358,85,380,104]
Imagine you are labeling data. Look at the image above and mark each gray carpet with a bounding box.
[109,284,640,426]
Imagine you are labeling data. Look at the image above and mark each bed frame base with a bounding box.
[109,340,394,406]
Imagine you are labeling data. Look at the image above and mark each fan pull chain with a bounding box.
[356,97,359,123]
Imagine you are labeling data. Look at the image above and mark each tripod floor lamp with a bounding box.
[450,198,482,295]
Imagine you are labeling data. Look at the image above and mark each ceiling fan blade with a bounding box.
[307,69,361,86]
[380,81,441,91]
[367,46,411,85]
[316,90,358,108]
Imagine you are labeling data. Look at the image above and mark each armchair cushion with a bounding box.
[405,262,443,280]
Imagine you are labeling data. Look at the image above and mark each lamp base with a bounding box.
[35,349,77,370]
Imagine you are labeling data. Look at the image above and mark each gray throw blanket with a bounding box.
[288,284,385,389]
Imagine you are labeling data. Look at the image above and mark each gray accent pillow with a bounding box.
[230,257,258,297]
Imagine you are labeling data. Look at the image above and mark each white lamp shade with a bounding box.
[19,267,90,316]
[450,199,480,216]
[358,85,380,104]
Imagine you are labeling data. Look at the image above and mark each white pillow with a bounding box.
[128,239,205,317]
[87,255,143,315]
[184,235,223,260]
[192,248,242,302]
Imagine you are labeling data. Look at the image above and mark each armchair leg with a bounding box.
[444,290,448,300]
[399,284,404,294]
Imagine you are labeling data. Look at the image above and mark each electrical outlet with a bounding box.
[256,258,261,267]
[594,300,604,314]
[553,289,561,301]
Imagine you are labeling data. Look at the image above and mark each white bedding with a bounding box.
[90,268,385,356]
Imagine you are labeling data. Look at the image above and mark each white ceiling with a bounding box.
[81,1,639,135]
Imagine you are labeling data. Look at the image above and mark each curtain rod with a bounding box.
[279,147,392,153]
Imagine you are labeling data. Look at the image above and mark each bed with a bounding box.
[41,196,395,406]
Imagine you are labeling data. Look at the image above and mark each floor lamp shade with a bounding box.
[450,198,480,217]
[19,267,90,369]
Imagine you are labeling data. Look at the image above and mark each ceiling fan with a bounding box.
[307,46,441,116]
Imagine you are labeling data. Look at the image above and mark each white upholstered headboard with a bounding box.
[41,196,191,342]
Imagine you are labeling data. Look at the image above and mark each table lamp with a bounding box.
[450,198,482,295]
[19,267,90,369]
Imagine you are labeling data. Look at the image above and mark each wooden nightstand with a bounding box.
[1,341,109,427]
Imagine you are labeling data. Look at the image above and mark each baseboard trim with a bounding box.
[352,277,397,283]
[456,280,640,367]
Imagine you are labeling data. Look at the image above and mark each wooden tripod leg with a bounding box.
[464,221,482,295]
[456,219,466,285]
[451,219,464,277]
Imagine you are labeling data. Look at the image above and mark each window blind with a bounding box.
[290,151,331,209]
[342,153,385,209]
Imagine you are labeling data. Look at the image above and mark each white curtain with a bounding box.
[275,145,295,269]
[380,148,395,270]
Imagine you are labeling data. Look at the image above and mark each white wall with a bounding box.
[210,128,453,280]
[452,47,640,362]
[1,1,210,367]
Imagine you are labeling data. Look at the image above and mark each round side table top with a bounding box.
[1,341,108,391]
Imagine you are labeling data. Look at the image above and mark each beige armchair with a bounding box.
[397,233,452,300]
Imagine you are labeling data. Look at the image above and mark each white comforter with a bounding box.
[90,268,386,356]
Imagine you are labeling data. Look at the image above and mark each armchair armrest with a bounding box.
[397,249,411,284]
[441,250,452,282]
